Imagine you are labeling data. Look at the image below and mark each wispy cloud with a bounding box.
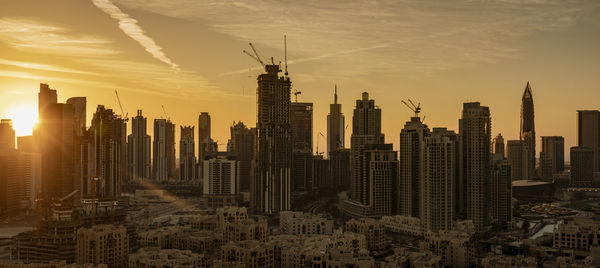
[91,0,181,73]
[0,18,118,56]
[115,0,600,77]
[0,59,98,75]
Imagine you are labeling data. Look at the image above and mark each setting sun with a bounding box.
[5,104,38,136]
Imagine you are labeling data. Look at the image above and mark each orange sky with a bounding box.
[1,0,599,158]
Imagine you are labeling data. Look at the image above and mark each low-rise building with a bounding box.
[380,215,423,236]
[223,219,269,243]
[482,254,537,268]
[345,218,386,251]
[279,211,333,235]
[553,218,600,252]
[421,230,472,267]
[128,247,210,268]
[221,240,275,268]
[216,206,248,230]
[76,225,129,267]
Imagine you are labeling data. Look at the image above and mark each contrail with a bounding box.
[91,0,180,73]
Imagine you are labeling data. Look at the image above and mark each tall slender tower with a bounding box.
[253,64,292,214]
[398,116,429,218]
[423,128,456,231]
[520,82,535,178]
[459,102,491,229]
[198,112,211,178]
[229,122,256,192]
[180,126,196,180]
[128,110,151,180]
[153,119,175,182]
[577,110,600,172]
[327,85,345,157]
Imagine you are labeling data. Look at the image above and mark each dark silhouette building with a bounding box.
[327,86,345,158]
[228,121,256,192]
[570,146,594,187]
[290,102,313,193]
[577,110,600,172]
[87,105,127,198]
[399,116,429,218]
[252,64,292,214]
[0,119,15,151]
[153,119,175,182]
[520,82,536,179]
[459,102,491,229]
[127,110,151,180]
[180,125,196,180]
[540,136,564,180]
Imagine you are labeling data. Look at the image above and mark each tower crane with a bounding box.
[401,99,422,117]
[114,90,128,121]
[243,43,265,67]
[316,132,325,156]
[161,105,170,121]
[293,89,302,102]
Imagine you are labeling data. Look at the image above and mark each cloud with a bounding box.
[91,0,181,73]
[114,0,600,77]
[0,59,98,75]
[0,18,118,56]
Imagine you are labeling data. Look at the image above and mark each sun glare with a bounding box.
[6,104,38,136]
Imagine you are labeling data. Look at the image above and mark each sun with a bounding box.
[5,104,38,136]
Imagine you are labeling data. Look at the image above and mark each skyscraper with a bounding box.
[343,92,396,218]
[577,110,600,172]
[540,136,565,180]
[327,85,345,157]
[127,110,151,180]
[520,82,536,179]
[39,102,75,204]
[490,157,512,228]
[0,119,15,151]
[203,153,239,195]
[570,146,594,187]
[87,105,127,198]
[422,128,456,231]
[253,64,292,214]
[66,97,86,137]
[229,121,256,192]
[459,102,491,229]
[507,140,528,181]
[290,102,313,193]
[153,119,175,182]
[493,133,505,158]
[180,126,196,180]
[399,116,429,218]
[198,112,211,178]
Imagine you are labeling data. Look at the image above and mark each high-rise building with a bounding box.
[228,122,255,192]
[577,110,600,172]
[311,155,330,193]
[459,102,491,229]
[423,128,456,231]
[507,140,528,181]
[490,157,512,228]
[87,105,127,198]
[66,97,86,137]
[39,102,75,204]
[399,116,429,218]
[252,64,292,214]
[290,102,313,194]
[520,82,536,179]
[330,148,351,189]
[180,126,196,180]
[127,110,151,180]
[0,150,21,216]
[203,153,239,195]
[327,85,345,157]
[0,119,15,151]
[570,146,594,187]
[198,112,211,174]
[76,224,129,267]
[540,136,565,180]
[343,93,397,218]
[153,119,175,182]
[493,133,505,158]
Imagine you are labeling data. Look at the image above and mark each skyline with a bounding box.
[1,0,600,155]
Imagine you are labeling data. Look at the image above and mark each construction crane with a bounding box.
[284,35,288,76]
[243,42,265,67]
[401,99,422,117]
[114,90,128,121]
[293,89,302,102]
[161,105,170,121]
[316,132,325,155]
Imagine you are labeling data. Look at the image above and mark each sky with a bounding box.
[1,0,599,156]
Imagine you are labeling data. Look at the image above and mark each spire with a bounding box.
[523,81,532,99]
[334,85,338,104]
